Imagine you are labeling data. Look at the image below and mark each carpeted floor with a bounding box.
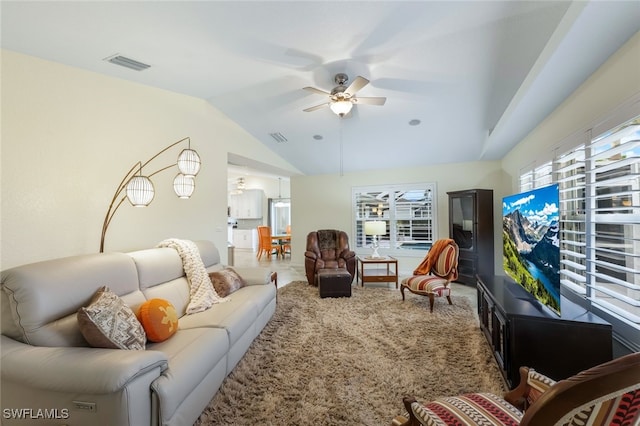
[195,281,506,425]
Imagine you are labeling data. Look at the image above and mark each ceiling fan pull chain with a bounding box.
[339,119,344,177]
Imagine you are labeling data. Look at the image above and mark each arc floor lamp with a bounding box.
[99,137,201,253]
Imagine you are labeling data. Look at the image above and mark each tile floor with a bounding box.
[231,247,479,315]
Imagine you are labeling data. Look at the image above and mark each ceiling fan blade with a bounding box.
[303,86,331,96]
[303,103,329,112]
[345,76,369,95]
[353,96,386,106]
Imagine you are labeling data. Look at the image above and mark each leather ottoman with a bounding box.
[317,268,352,298]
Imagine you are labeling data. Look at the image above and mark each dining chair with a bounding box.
[281,225,291,257]
[256,226,281,260]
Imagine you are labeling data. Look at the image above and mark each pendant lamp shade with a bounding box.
[177,149,201,177]
[173,173,195,199]
[329,100,353,117]
[126,175,155,206]
[100,136,201,253]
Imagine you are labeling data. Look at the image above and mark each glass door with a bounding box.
[450,194,475,250]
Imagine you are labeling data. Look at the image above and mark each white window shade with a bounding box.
[555,147,587,295]
[585,119,640,324]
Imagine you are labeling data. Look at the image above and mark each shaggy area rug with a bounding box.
[195,281,506,425]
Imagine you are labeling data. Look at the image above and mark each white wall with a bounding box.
[291,160,509,275]
[502,31,640,182]
[1,50,298,269]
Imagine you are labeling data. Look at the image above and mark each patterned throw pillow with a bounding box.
[208,267,246,298]
[138,298,179,342]
[77,286,146,350]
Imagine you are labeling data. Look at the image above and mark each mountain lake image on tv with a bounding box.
[503,184,561,315]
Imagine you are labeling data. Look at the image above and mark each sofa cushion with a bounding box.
[1,252,141,347]
[209,267,245,298]
[402,275,452,297]
[194,240,221,267]
[178,298,257,346]
[229,284,276,318]
[138,298,179,342]
[77,286,146,350]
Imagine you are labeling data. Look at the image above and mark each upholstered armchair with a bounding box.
[392,351,640,426]
[400,239,459,312]
[304,229,356,285]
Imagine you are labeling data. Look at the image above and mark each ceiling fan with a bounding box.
[303,73,386,117]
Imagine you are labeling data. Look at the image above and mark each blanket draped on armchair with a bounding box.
[157,238,224,314]
[413,238,458,278]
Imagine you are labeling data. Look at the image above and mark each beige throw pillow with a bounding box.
[208,267,246,298]
[77,286,146,350]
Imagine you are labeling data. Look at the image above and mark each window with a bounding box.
[353,183,436,254]
[520,115,640,333]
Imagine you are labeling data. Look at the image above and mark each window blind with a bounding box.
[586,119,640,324]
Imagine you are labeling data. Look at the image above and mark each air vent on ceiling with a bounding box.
[269,132,288,143]
[104,54,151,71]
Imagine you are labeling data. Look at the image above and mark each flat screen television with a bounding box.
[502,184,561,315]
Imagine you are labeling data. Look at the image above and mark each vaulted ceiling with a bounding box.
[2,1,639,176]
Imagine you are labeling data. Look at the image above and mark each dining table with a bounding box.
[271,234,291,258]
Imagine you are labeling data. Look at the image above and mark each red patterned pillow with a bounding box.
[208,267,246,298]
[137,299,179,343]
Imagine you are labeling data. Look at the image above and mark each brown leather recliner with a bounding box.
[304,229,356,285]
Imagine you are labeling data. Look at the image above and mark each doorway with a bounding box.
[269,198,291,235]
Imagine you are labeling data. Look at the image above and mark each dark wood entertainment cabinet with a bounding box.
[477,275,613,389]
[448,189,493,286]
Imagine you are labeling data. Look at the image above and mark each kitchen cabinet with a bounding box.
[229,189,264,219]
[232,229,258,250]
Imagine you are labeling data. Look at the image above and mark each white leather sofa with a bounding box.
[1,240,277,426]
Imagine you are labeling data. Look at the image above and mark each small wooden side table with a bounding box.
[356,256,398,288]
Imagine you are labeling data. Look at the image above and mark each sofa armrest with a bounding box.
[1,335,168,394]
[232,266,274,286]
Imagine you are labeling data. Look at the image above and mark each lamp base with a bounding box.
[368,234,384,258]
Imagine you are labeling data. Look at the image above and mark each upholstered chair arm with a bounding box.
[1,335,168,394]
[305,249,325,284]
[339,249,356,260]
[503,367,533,410]
[520,352,640,426]
[504,367,557,413]
[401,396,422,425]
[391,414,411,426]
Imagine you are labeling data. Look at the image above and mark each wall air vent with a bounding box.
[104,54,151,71]
[269,132,288,143]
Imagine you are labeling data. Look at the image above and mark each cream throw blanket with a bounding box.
[157,238,224,314]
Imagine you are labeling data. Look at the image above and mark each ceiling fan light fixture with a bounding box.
[330,100,353,117]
